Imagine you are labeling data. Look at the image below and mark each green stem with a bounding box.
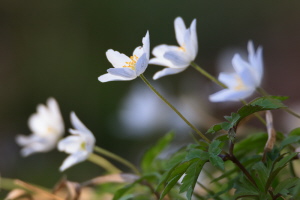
[88,153,121,173]
[139,74,211,143]
[94,146,140,175]
[0,177,18,191]
[190,62,227,88]
[256,87,300,119]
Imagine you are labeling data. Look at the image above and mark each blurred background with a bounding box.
[1,0,300,197]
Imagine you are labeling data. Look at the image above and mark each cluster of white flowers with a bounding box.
[16,98,95,171]
[98,16,264,102]
[16,16,264,172]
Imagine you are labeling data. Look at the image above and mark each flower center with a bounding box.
[123,55,139,70]
[178,46,186,52]
[234,75,247,91]
[80,141,87,150]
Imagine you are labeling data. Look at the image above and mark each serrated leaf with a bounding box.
[141,131,174,173]
[209,155,224,170]
[180,159,206,200]
[251,162,269,192]
[206,123,223,134]
[185,149,209,161]
[158,159,195,200]
[209,140,223,155]
[234,132,267,157]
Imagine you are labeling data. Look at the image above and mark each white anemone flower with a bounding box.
[16,98,64,157]
[209,41,263,102]
[58,112,95,171]
[149,17,198,80]
[98,31,150,82]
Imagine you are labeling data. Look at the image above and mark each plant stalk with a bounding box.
[139,74,211,143]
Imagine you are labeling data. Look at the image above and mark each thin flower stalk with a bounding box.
[94,146,140,175]
[88,153,121,173]
[139,74,211,143]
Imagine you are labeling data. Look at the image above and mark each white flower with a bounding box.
[16,98,64,157]
[98,31,150,82]
[209,41,263,102]
[149,17,198,80]
[58,112,95,171]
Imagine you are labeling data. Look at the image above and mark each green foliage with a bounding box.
[141,131,175,173]
[207,96,286,134]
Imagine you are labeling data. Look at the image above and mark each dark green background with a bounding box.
[1,0,300,195]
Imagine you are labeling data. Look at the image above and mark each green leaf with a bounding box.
[234,132,267,157]
[289,127,300,136]
[158,159,195,200]
[280,135,300,150]
[273,177,300,196]
[180,159,206,200]
[209,155,224,170]
[251,162,269,192]
[206,123,223,134]
[141,131,174,173]
[185,149,209,161]
[208,140,224,170]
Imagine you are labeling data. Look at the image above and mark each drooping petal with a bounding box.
[183,29,195,61]
[135,53,148,76]
[153,67,186,80]
[164,50,191,68]
[232,54,252,74]
[151,44,179,58]
[247,41,263,86]
[59,151,89,171]
[209,88,255,102]
[106,50,131,68]
[107,68,136,78]
[142,31,150,59]
[174,17,186,47]
[98,73,134,82]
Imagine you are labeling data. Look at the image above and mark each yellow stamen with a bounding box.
[80,142,86,150]
[178,46,186,52]
[123,55,139,70]
[234,75,246,91]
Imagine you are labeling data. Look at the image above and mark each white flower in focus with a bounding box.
[58,112,95,171]
[149,17,198,80]
[209,41,263,102]
[98,31,150,82]
[16,98,64,157]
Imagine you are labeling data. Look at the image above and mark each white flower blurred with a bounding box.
[209,41,263,102]
[58,112,95,171]
[149,17,198,80]
[16,98,64,157]
[98,31,150,82]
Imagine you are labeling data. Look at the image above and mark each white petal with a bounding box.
[152,44,179,58]
[149,57,173,67]
[153,67,186,80]
[133,46,144,58]
[58,135,83,154]
[70,112,91,134]
[106,49,131,68]
[98,73,134,82]
[107,68,136,78]
[183,29,195,60]
[209,88,255,102]
[174,17,186,47]
[142,31,150,60]
[164,51,191,68]
[247,41,263,86]
[59,151,89,171]
[135,53,148,75]
[218,73,239,89]
[232,54,251,74]
[189,19,198,58]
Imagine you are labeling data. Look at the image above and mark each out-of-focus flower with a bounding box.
[16,98,64,157]
[209,41,263,102]
[149,17,198,80]
[98,31,150,82]
[58,112,95,171]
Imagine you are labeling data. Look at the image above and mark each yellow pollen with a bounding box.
[234,76,246,91]
[123,55,139,70]
[80,142,86,150]
[178,46,186,52]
